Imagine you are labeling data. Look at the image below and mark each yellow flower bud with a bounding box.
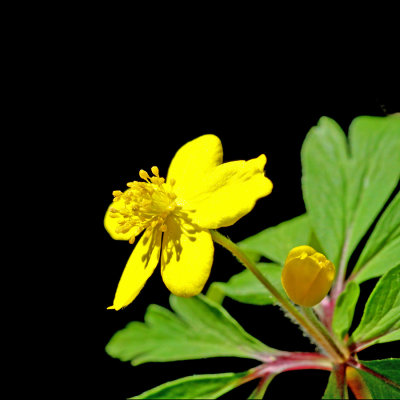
[281,245,335,307]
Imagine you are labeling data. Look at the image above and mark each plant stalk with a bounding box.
[211,230,348,364]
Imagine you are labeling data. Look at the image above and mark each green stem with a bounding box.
[210,230,348,363]
[301,306,350,361]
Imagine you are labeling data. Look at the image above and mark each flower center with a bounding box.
[109,166,177,244]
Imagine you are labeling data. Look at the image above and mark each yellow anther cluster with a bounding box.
[110,167,176,244]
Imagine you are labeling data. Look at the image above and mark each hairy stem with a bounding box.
[301,307,350,363]
[211,230,348,363]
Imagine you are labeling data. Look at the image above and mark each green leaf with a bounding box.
[248,375,275,399]
[130,371,249,399]
[351,191,400,284]
[345,116,400,261]
[210,263,287,306]
[238,214,312,265]
[106,294,277,365]
[301,117,349,266]
[349,265,400,346]
[332,281,360,340]
[357,359,400,399]
[301,116,400,268]
[322,366,348,399]
[366,329,400,347]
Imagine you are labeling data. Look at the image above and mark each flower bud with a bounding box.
[281,245,335,307]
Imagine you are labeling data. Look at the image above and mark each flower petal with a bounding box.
[108,228,162,310]
[186,154,272,229]
[161,216,214,297]
[167,134,223,199]
[104,198,132,241]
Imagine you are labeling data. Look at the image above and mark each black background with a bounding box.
[29,38,399,399]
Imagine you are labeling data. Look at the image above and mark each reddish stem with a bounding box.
[250,352,332,380]
[318,296,336,330]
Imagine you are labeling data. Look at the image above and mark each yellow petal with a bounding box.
[108,228,162,310]
[185,154,272,229]
[281,246,335,307]
[160,216,214,297]
[167,134,223,199]
[284,245,316,263]
[104,198,132,241]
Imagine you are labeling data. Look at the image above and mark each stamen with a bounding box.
[109,165,178,239]
[139,169,150,182]
[129,235,136,245]
[112,190,123,200]
[144,227,152,239]
[151,166,159,177]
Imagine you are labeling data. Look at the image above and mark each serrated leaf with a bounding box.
[351,191,400,284]
[106,294,278,365]
[130,371,249,399]
[349,265,400,346]
[301,116,400,270]
[238,214,312,265]
[357,359,400,399]
[332,281,360,340]
[210,263,287,306]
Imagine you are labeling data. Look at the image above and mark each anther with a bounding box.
[139,169,150,182]
[129,235,136,245]
[112,190,123,197]
[151,166,159,177]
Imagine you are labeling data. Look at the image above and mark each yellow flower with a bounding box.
[105,134,273,310]
[281,245,335,307]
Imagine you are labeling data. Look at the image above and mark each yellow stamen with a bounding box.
[110,167,177,239]
[139,169,150,181]
[151,166,159,177]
